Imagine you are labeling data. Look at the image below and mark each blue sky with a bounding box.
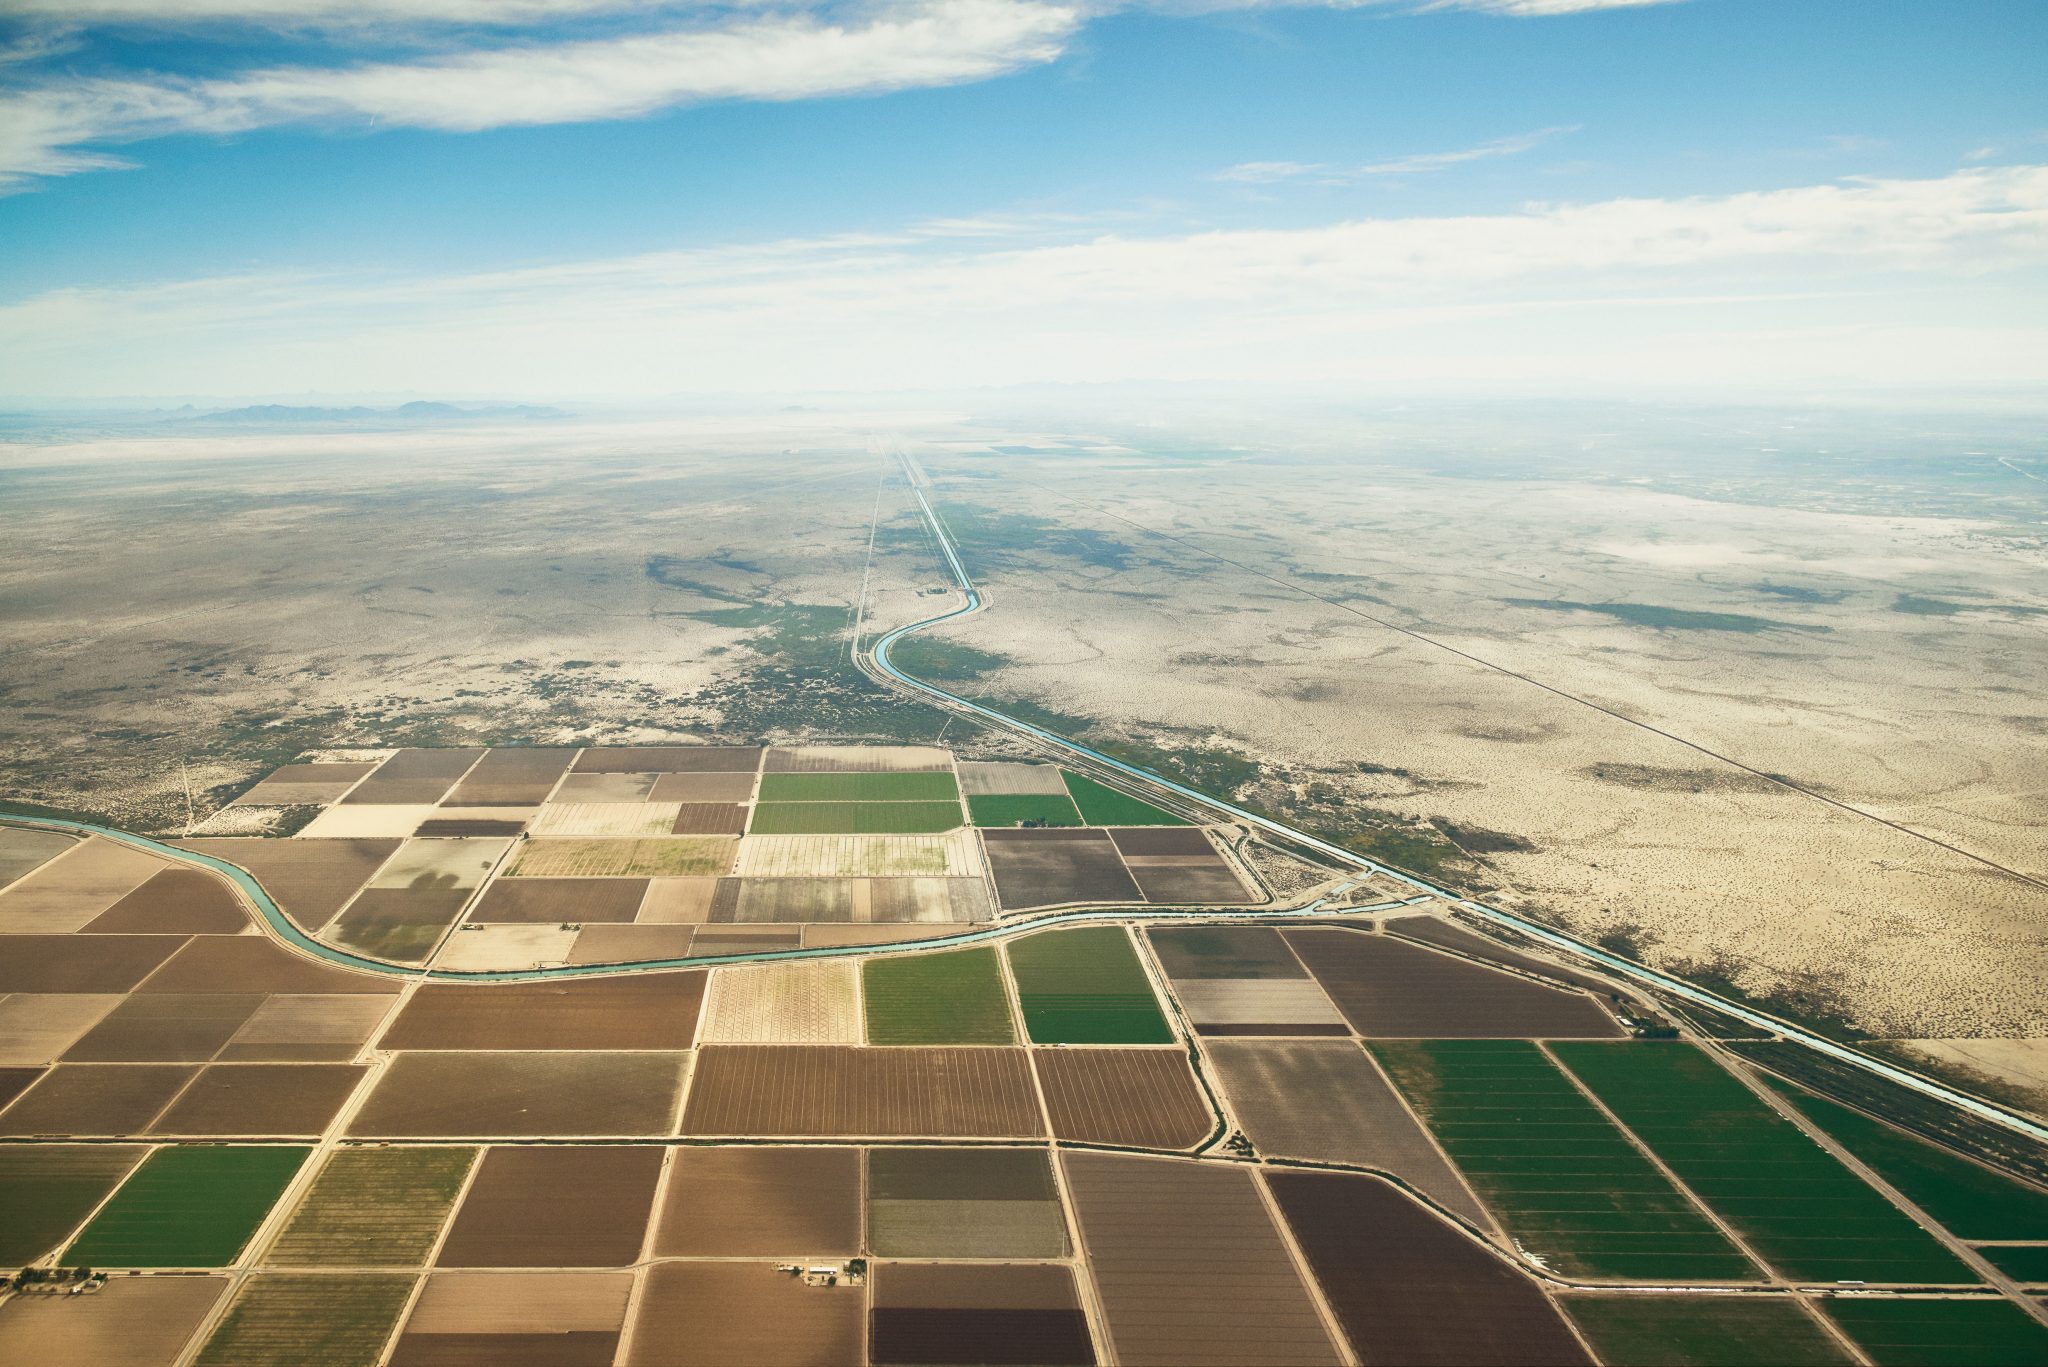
[1,0,2045,400]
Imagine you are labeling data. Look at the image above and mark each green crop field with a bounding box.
[758,771,960,802]
[1563,1296,1852,1366]
[194,1273,416,1367]
[968,793,1083,828]
[864,947,1016,1044]
[748,801,963,834]
[1551,1043,1977,1284]
[1769,1083,2048,1241]
[1820,1297,2048,1367]
[0,1145,147,1265]
[1981,1245,2048,1281]
[1062,772,1189,826]
[66,1145,310,1267]
[267,1146,477,1265]
[1006,927,1174,1044]
[1371,1040,1756,1281]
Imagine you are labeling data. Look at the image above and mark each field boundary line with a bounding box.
[1248,1165,1358,1365]
[1352,1039,1499,1238]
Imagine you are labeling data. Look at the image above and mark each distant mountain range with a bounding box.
[185,400,566,424]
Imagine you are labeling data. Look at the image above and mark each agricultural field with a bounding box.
[66,1145,310,1266]
[747,801,964,834]
[867,1146,1068,1257]
[1007,926,1173,1043]
[968,792,1084,827]
[1062,773,1189,826]
[1561,1297,1852,1367]
[192,1273,416,1367]
[266,1146,476,1265]
[1819,1297,2048,1367]
[862,946,1015,1044]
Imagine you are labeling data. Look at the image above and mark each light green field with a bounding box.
[749,801,963,834]
[863,948,1016,1044]
[1006,926,1173,1044]
[1062,772,1189,825]
[193,1273,417,1367]
[66,1145,311,1267]
[266,1146,476,1265]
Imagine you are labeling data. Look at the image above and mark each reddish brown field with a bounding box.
[0,1063,197,1135]
[389,1333,617,1367]
[216,994,394,1062]
[0,935,185,994]
[81,869,250,935]
[434,1145,663,1268]
[136,937,400,996]
[442,747,577,806]
[1104,828,1216,858]
[1060,1152,1339,1367]
[177,837,401,932]
[871,1264,1094,1367]
[61,993,263,1062]
[1266,1170,1592,1366]
[1284,930,1623,1038]
[681,1045,1044,1138]
[574,746,762,773]
[669,803,749,835]
[347,1051,689,1136]
[649,771,757,802]
[147,1063,368,1136]
[1034,1048,1213,1149]
[623,1261,864,1367]
[651,1146,861,1256]
[376,972,704,1050]
[468,878,647,924]
[341,748,486,805]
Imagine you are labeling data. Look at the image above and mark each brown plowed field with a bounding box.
[434,1145,663,1267]
[766,744,950,772]
[0,1272,227,1367]
[0,1069,41,1108]
[1284,930,1624,1038]
[649,771,758,802]
[82,869,250,935]
[348,1051,690,1136]
[0,1063,197,1135]
[636,877,719,922]
[982,829,1142,908]
[1266,1170,1592,1366]
[554,772,657,802]
[0,839,167,934]
[147,1062,368,1135]
[872,1264,1093,1367]
[341,748,486,805]
[1128,865,1253,905]
[442,747,577,806]
[1060,1152,1339,1366]
[136,936,400,996]
[376,971,704,1050]
[388,1331,618,1367]
[1034,1048,1212,1149]
[623,1261,864,1367]
[413,818,526,837]
[61,993,263,1062]
[1206,1040,1488,1225]
[0,995,122,1067]
[670,803,749,835]
[468,877,647,923]
[566,923,694,964]
[231,761,377,806]
[689,926,801,955]
[574,746,762,773]
[177,837,401,932]
[0,935,185,993]
[682,1045,1043,1138]
[803,924,962,948]
[402,1271,632,1334]
[651,1146,862,1256]
[219,994,394,1061]
[1106,828,1217,858]
[1387,916,1620,996]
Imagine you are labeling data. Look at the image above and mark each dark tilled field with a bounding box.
[82,869,250,935]
[1106,828,1217,858]
[327,888,470,962]
[1284,930,1623,1037]
[146,1062,368,1136]
[1034,1048,1213,1149]
[670,803,749,835]
[443,747,577,807]
[467,877,648,924]
[0,1063,197,1135]
[136,936,402,995]
[1148,926,1308,980]
[682,1045,1044,1138]
[347,1051,689,1136]
[981,829,1143,908]
[622,1261,865,1367]
[434,1145,663,1267]
[60,992,263,1062]
[389,1332,621,1367]
[872,1264,1094,1366]
[341,749,487,805]
[376,972,704,1050]
[1266,1169,1593,1367]
[652,1146,862,1257]
[176,838,401,933]
[0,934,185,993]
[574,746,763,774]
[649,771,758,802]
[1126,865,1252,905]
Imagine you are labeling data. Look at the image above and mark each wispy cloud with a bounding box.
[6,166,2041,395]
[0,0,1078,188]
[1219,125,1575,185]
[0,0,669,23]
[1419,0,1684,14]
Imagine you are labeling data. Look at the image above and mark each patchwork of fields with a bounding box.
[3,744,2047,1367]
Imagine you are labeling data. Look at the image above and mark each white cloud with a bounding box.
[1220,125,1575,185]
[0,0,670,23]
[4,166,2043,397]
[0,0,1078,186]
[1420,0,1682,14]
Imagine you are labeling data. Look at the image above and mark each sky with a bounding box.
[0,0,2045,402]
